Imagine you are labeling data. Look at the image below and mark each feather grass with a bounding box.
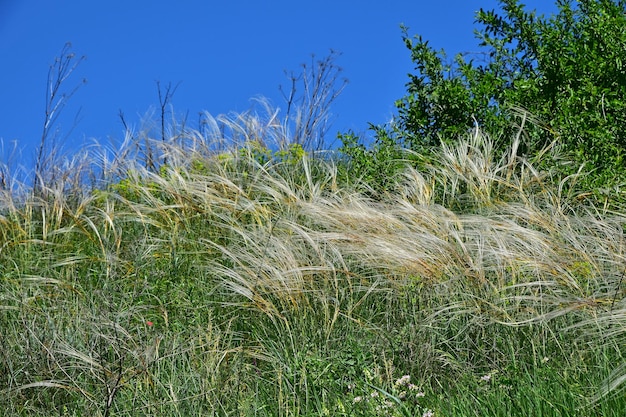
[1,106,625,414]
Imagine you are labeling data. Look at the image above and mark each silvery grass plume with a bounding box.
[2,99,625,413]
[112,120,626,396]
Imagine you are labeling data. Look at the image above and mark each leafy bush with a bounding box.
[342,0,626,200]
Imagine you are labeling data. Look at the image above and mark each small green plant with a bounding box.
[348,372,432,417]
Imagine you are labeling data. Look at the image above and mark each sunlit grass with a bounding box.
[0,110,625,416]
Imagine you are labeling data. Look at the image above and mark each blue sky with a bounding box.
[1,0,557,165]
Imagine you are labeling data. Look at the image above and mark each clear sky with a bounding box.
[1,0,557,166]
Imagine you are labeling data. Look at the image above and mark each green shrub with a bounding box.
[341,0,626,202]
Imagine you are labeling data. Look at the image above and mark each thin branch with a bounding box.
[279,50,348,151]
[34,42,86,197]
[156,81,181,168]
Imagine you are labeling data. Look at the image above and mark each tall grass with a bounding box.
[1,110,625,416]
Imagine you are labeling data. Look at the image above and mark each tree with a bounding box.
[342,0,626,192]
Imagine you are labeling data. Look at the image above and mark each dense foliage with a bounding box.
[341,0,626,195]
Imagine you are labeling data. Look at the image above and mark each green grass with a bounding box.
[0,116,625,416]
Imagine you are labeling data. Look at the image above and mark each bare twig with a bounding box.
[279,50,348,151]
[156,81,181,168]
[34,42,86,197]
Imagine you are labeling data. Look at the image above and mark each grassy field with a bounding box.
[1,116,625,416]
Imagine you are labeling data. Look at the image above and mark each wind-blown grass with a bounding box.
[0,111,625,416]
